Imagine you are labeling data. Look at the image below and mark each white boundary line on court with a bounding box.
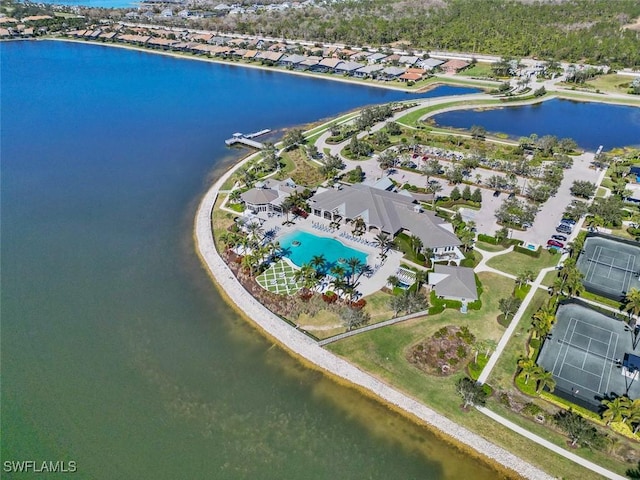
[583,244,635,293]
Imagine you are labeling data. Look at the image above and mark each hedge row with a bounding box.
[514,244,541,257]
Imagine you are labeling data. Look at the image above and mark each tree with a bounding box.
[563,200,589,221]
[499,296,522,322]
[461,185,472,201]
[532,368,556,394]
[450,186,461,201]
[456,377,487,409]
[517,357,537,384]
[409,235,423,256]
[494,226,510,244]
[470,125,486,140]
[421,158,442,182]
[601,396,631,425]
[386,275,400,289]
[516,270,534,288]
[374,232,392,257]
[471,187,482,203]
[589,196,624,227]
[341,306,370,331]
[426,180,443,209]
[385,121,402,136]
[554,410,606,449]
[345,257,364,285]
[624,288,640,318]
[495,197,537,227]
[446,165,464,185]
[282,128,305,150]
[628,399,640,434]
[458,228,475,252]
[310,254,326,275]
[570,180,597,199]
[531,307,555,338]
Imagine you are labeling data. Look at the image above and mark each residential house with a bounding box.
[441,59,471,73]
[398,55,419,66]
[417,58,444,71]
[367,52,388,64]
[353,64,384,79]
[334,61,364,76]
[399,67,426,82]
[279,54,307,67]
[380,66,406,81]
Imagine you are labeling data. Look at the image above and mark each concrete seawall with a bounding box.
[193,159,553,480]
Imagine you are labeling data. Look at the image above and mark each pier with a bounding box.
[225,129,271,149]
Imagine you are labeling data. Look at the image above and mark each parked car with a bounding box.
[556,224,572,233]
[493,190,501,197]
[508,192,515,199]
[551,234,567,241]
[561,218,576,225]
[547,239,565,248]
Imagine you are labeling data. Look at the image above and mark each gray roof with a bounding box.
[429,265,478,301]
[310,184,460,248]
[382,66,406,76]
[335,61,365,72]
[355,64,384,75]
[399,55,419,65]
[397,209,462,249]
[241,188,278,205]
[319,58,343,69]
[418,58,444,69]
[280,54,307,64]
[367,52,388,63]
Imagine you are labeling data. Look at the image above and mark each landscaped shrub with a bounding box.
[522,402,543,416]
[467,299,482,310]
[478,233,498,244]
[460,258,475,268]
[322,292,338,304]
[429,305,445,315]
[514,244,542,257]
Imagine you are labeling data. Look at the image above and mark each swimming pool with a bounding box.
[278,230,369,269]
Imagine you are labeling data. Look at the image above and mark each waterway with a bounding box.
[1,40,496,480]
[432,97,640,151]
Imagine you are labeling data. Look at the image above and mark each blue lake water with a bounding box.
[432,98,640,151]
[279,230,369,269]
[1,40,497,480]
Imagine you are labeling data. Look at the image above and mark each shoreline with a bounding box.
[13,37,640,108]
[193,144,553,480]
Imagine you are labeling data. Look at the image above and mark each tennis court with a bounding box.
[576,235,640,300]
[537,302,640,409]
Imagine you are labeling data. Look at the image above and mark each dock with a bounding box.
[225,129,271,149]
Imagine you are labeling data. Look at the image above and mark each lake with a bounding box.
[431,98,640,151]
[1,40,497,480]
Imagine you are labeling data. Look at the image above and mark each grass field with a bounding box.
[327,273,611,479]
[486,249,561,276]
[455,63,495,78]
[475,241,507,253]
[276,147,325,186]
[582,74,636,94]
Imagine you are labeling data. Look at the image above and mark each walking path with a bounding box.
[318,309,429,346]
[194,161,552,480]
[477,265,557,384]
[477,407,627,480]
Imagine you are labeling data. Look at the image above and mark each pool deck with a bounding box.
[258,212,404,296]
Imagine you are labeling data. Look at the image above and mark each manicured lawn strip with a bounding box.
[596,187,607,198]
[541,270,558,287]
[576,74,637,95]
[297,309,344,340]
[212,197,236,251]
[486,250,561,276]
[327,275,603,480]
[475,241,507,253]
[396,99,498,127]
[579,290,624,311]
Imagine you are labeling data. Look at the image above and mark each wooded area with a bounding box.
[209,0,640,68]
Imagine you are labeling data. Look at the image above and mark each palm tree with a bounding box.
[533,368,556,394]
[409,234,423,257]
[531,308,554,338]
[517,357,538,385]
[516,269,535,288]
[352,217,366,236]
[624,288,640,318]
[281,196,295,224]
[387,275,400,289]
[414,270,428,292]
[310,254,326,275]
[564,270,585,297]
[601,396,631,425]
[345,257,364,285]
[374,232,392,257]
[426,180,443,209]
[330,265,346,280]
[628,399,640,434]
[458,228,475,252]
[246,221,264,243]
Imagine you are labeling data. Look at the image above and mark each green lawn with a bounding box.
[396,99,496,127]
[455,63,495,78]
[582,74,637,94]
[486,250,561,276]
[475,241,507,253]
[363,290,395,323]
[326,274,608,479]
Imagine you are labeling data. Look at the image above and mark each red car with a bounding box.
[547,239,564,248]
